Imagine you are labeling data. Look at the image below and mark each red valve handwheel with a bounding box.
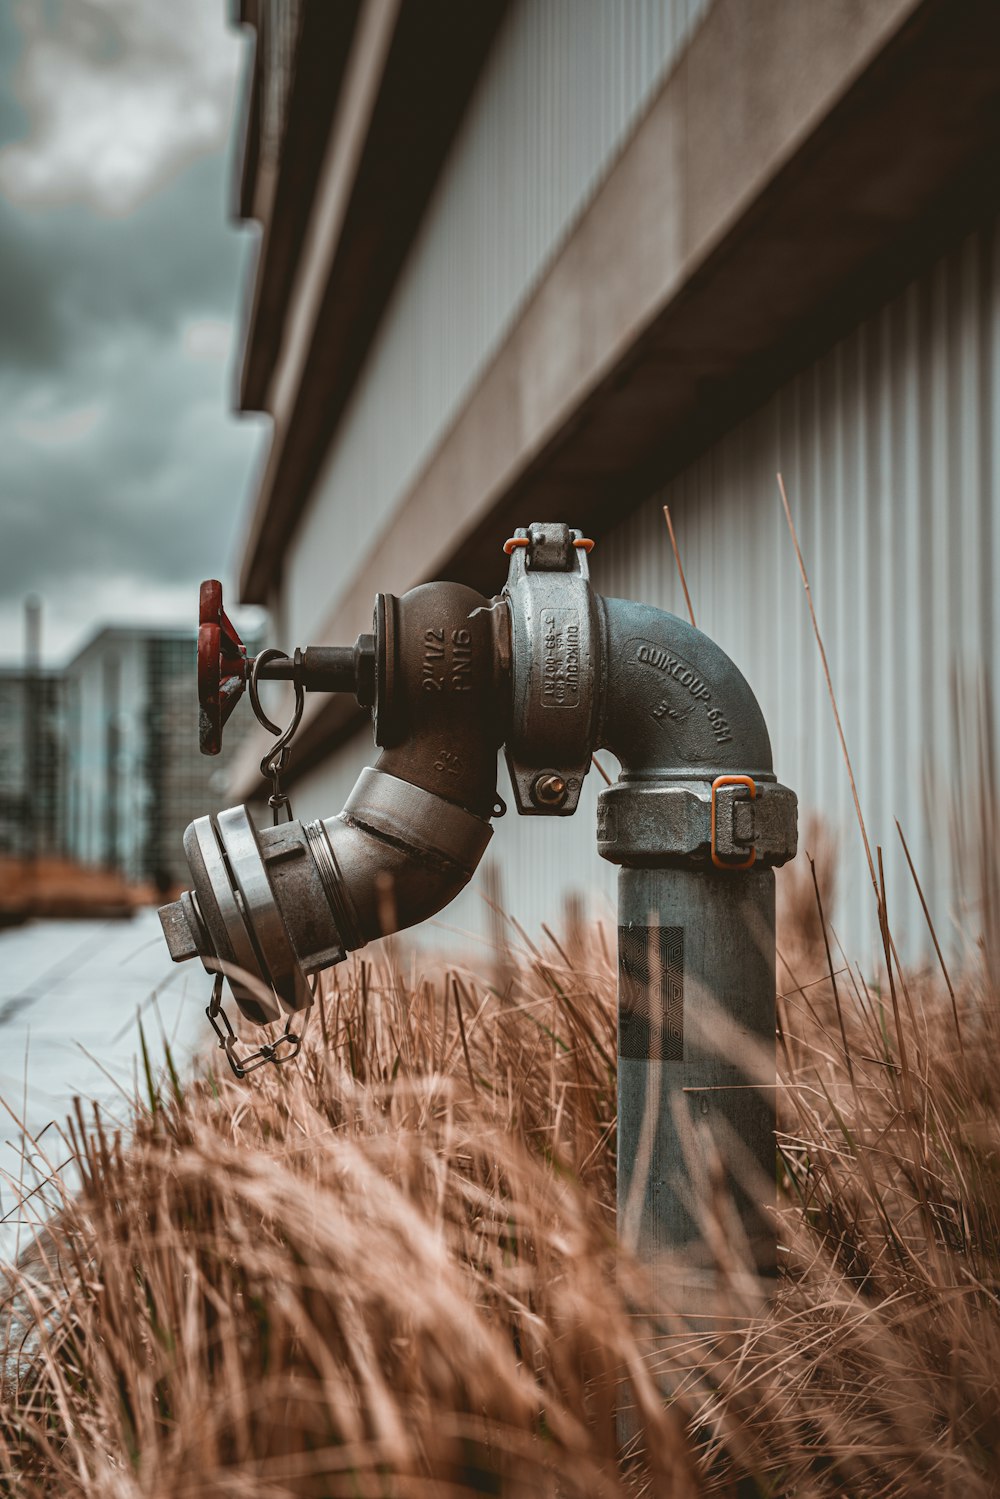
[198,579,248,755]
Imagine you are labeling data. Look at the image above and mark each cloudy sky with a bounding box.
[0,0,267,665]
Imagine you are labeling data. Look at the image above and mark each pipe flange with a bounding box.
[596,778,797,869]
[302,819,357,959]
[502,522,599,816]
[373,591,402,746]
[215,806,307,1012]
[184,814,283,1023]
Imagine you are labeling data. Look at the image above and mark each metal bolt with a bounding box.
[532,772,568,808]
[158,893,204,962]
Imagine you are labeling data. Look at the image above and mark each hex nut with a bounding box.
[158,894,203,963]
[532,772,569,808]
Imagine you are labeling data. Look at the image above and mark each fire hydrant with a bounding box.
[160,522,797,1294]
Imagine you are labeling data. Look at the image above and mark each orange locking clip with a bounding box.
[710,774,757,870]
[503,535,595,555]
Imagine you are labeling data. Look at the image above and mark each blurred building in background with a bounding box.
[0,667,65,861]
[229,0,1000,957]
[0,625,258,891]
[61,627,259,889]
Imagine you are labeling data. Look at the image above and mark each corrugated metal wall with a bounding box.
[291,212,1000,966]
[595,217,1000,964]
[283,0,710,650]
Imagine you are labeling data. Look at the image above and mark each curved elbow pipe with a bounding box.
[159,530,794,1028]
[597,596,773,781]
[170,765,493,1030]
[161,580,503,1024]
[590,599,795,1286]
[592,597,795,872]
[316,767,493,949]
[321,576,504,944]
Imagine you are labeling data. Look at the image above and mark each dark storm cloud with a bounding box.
[0,7,27,146]
[0,199,65,369]
[0,157,245,374]
[1,0,240,212]
[0,2,266,663]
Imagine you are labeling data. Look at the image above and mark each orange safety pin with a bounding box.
[503,535,595,555]
[710,774,757,870]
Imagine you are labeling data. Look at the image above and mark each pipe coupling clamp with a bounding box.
[596,777,797,869]
[502,522,600,816]
[159,804,351,1023]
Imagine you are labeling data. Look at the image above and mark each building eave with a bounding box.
[310,0,1000,617]
[237,0,510,604]
[233,0,260,223]
[235,0,363,412]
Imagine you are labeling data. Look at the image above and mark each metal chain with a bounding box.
[249,647,305,826]
[205,972,306,1081]
[206,646,311,1081]
[264,744,293,824]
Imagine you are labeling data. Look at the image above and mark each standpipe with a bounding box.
[160,523,797,1292]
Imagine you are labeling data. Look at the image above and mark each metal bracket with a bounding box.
[501,522,598,816]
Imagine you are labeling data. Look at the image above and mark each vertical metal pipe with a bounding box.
[594,593,793,1321]
[617,865,776,1313]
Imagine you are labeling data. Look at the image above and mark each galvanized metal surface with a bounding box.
[335,765,492,875]
[597,218,1000,963]
[284,213,999,965]
[618,867,777,1288]
[598,778,797,868]
[593,592,788,1290]
[502,523,598,816]
[283,0,710,653]
[160,765,496,1012]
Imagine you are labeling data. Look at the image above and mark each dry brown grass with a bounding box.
[0,865,998,1496]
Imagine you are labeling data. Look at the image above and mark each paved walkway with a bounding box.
[0,909,203,1264]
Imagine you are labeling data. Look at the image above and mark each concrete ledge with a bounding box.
[238,0,509,603]
[236,0,362,412]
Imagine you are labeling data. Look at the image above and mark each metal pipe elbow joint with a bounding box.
[594,596,796,869]
[160,580,504,1024]
[159,521,798,1329]
[590,595,797,1287]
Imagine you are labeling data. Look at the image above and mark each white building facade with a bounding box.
[229,0,1000,960]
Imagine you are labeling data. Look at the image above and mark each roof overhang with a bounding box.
[236,0,510,604]
[234,0,363,407]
